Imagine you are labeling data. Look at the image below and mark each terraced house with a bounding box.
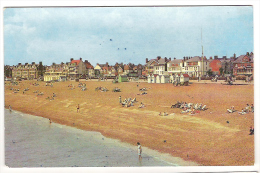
[68,58,86,79]
[44,62,69,81]
[233,52,254,77]
[11,62,40,79]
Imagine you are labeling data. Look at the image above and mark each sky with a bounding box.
[3,6,254,66]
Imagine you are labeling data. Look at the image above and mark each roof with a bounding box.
[85,61,94,69]
[233,54,254,63]
[182,74,189,77]
[102,66,112,71]
[147,59,159,66]
[71,60,81,65]
[186,56,208,62]
[168,59,183,64]
[158,58,168,64]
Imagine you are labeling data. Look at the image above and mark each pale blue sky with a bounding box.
[4,6,253,66]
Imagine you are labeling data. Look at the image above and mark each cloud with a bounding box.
[4,6,253,66]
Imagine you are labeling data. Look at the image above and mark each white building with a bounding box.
[183,56,209,77]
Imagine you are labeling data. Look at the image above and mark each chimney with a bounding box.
[164,57,167,62]
[233,53,236,59]
[246,52,249,56]
[32,62,35,64]
[157,56,161,60]
[146,58,148,63]
[223,56,227,60]
[174,57,176,60]
[18,63,21,65]
[61,62,64,65]
[80,57,82,61]
[25,63,28,65]
[183,57,185,61]
[85,60,88,63]
[169,58,171,61]
[210,57,212,60]
[189,57,191,59]
[70,58,74,62]
[214,56,218,60]
[52,62,55,66]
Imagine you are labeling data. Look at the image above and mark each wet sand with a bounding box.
[5,109,185,167]
[4,80,254,166]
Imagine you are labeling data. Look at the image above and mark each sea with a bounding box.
[4,109,176,167]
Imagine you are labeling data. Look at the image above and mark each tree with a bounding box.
[37,61,45,77]
[219,67,224,76]
[206,69,213,76]
[4,65,12,78]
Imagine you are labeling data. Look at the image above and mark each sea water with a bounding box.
[4,109,174,167]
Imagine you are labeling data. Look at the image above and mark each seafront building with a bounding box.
[44,62,69,82]
[11,62,41,80]
[233,52,254,77]
[5,52,254,81]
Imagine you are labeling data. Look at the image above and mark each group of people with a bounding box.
[112,87,121,92]
[78,83,87,91]
[119,96,138,107]
[227,104,254,114]
[171,101,207,115]
[95,86,108,92]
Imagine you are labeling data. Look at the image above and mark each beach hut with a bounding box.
[156,75,161,84]
[180,74,189,83]
[161,75,170,83]
[173,74,180,84]
[151,74,157,83]
[147,74,152,83]
[59,76,67,82]
[118,75,128,82]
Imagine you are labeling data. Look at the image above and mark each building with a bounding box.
[44,62,68,81]
[209,58,222,76]
[183,56,209,77]
[145,56,160,75]
[68,58,86,79]
[167,58,184,75]
[153,57,171,75]
[84,60,95,78]
[11,62,40,79]
[233,52,254,76]
[94,62,109,77]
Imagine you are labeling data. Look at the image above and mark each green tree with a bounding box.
[37,61,45,77]
[206,69,213,76]
[4,66,12,77]
[219,67,224,75]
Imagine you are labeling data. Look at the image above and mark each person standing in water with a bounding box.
[137,142,142,160]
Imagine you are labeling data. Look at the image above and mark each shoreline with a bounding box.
[4,80,254,166]
[5,108,198,167]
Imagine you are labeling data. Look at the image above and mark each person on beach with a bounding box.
[77,104,80,113]
[49,118,52,124]
[249,126,254,135]
[251,104,254,113]
[9,105,12,112]
[119,96,122,103]
[137,142,142,160]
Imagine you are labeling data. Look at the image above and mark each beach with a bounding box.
[4,80,254,166]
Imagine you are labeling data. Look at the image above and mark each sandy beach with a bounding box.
[4,80,254,166]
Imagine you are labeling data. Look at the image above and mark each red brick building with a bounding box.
[233,52,254,76]
[209,59,222,75]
